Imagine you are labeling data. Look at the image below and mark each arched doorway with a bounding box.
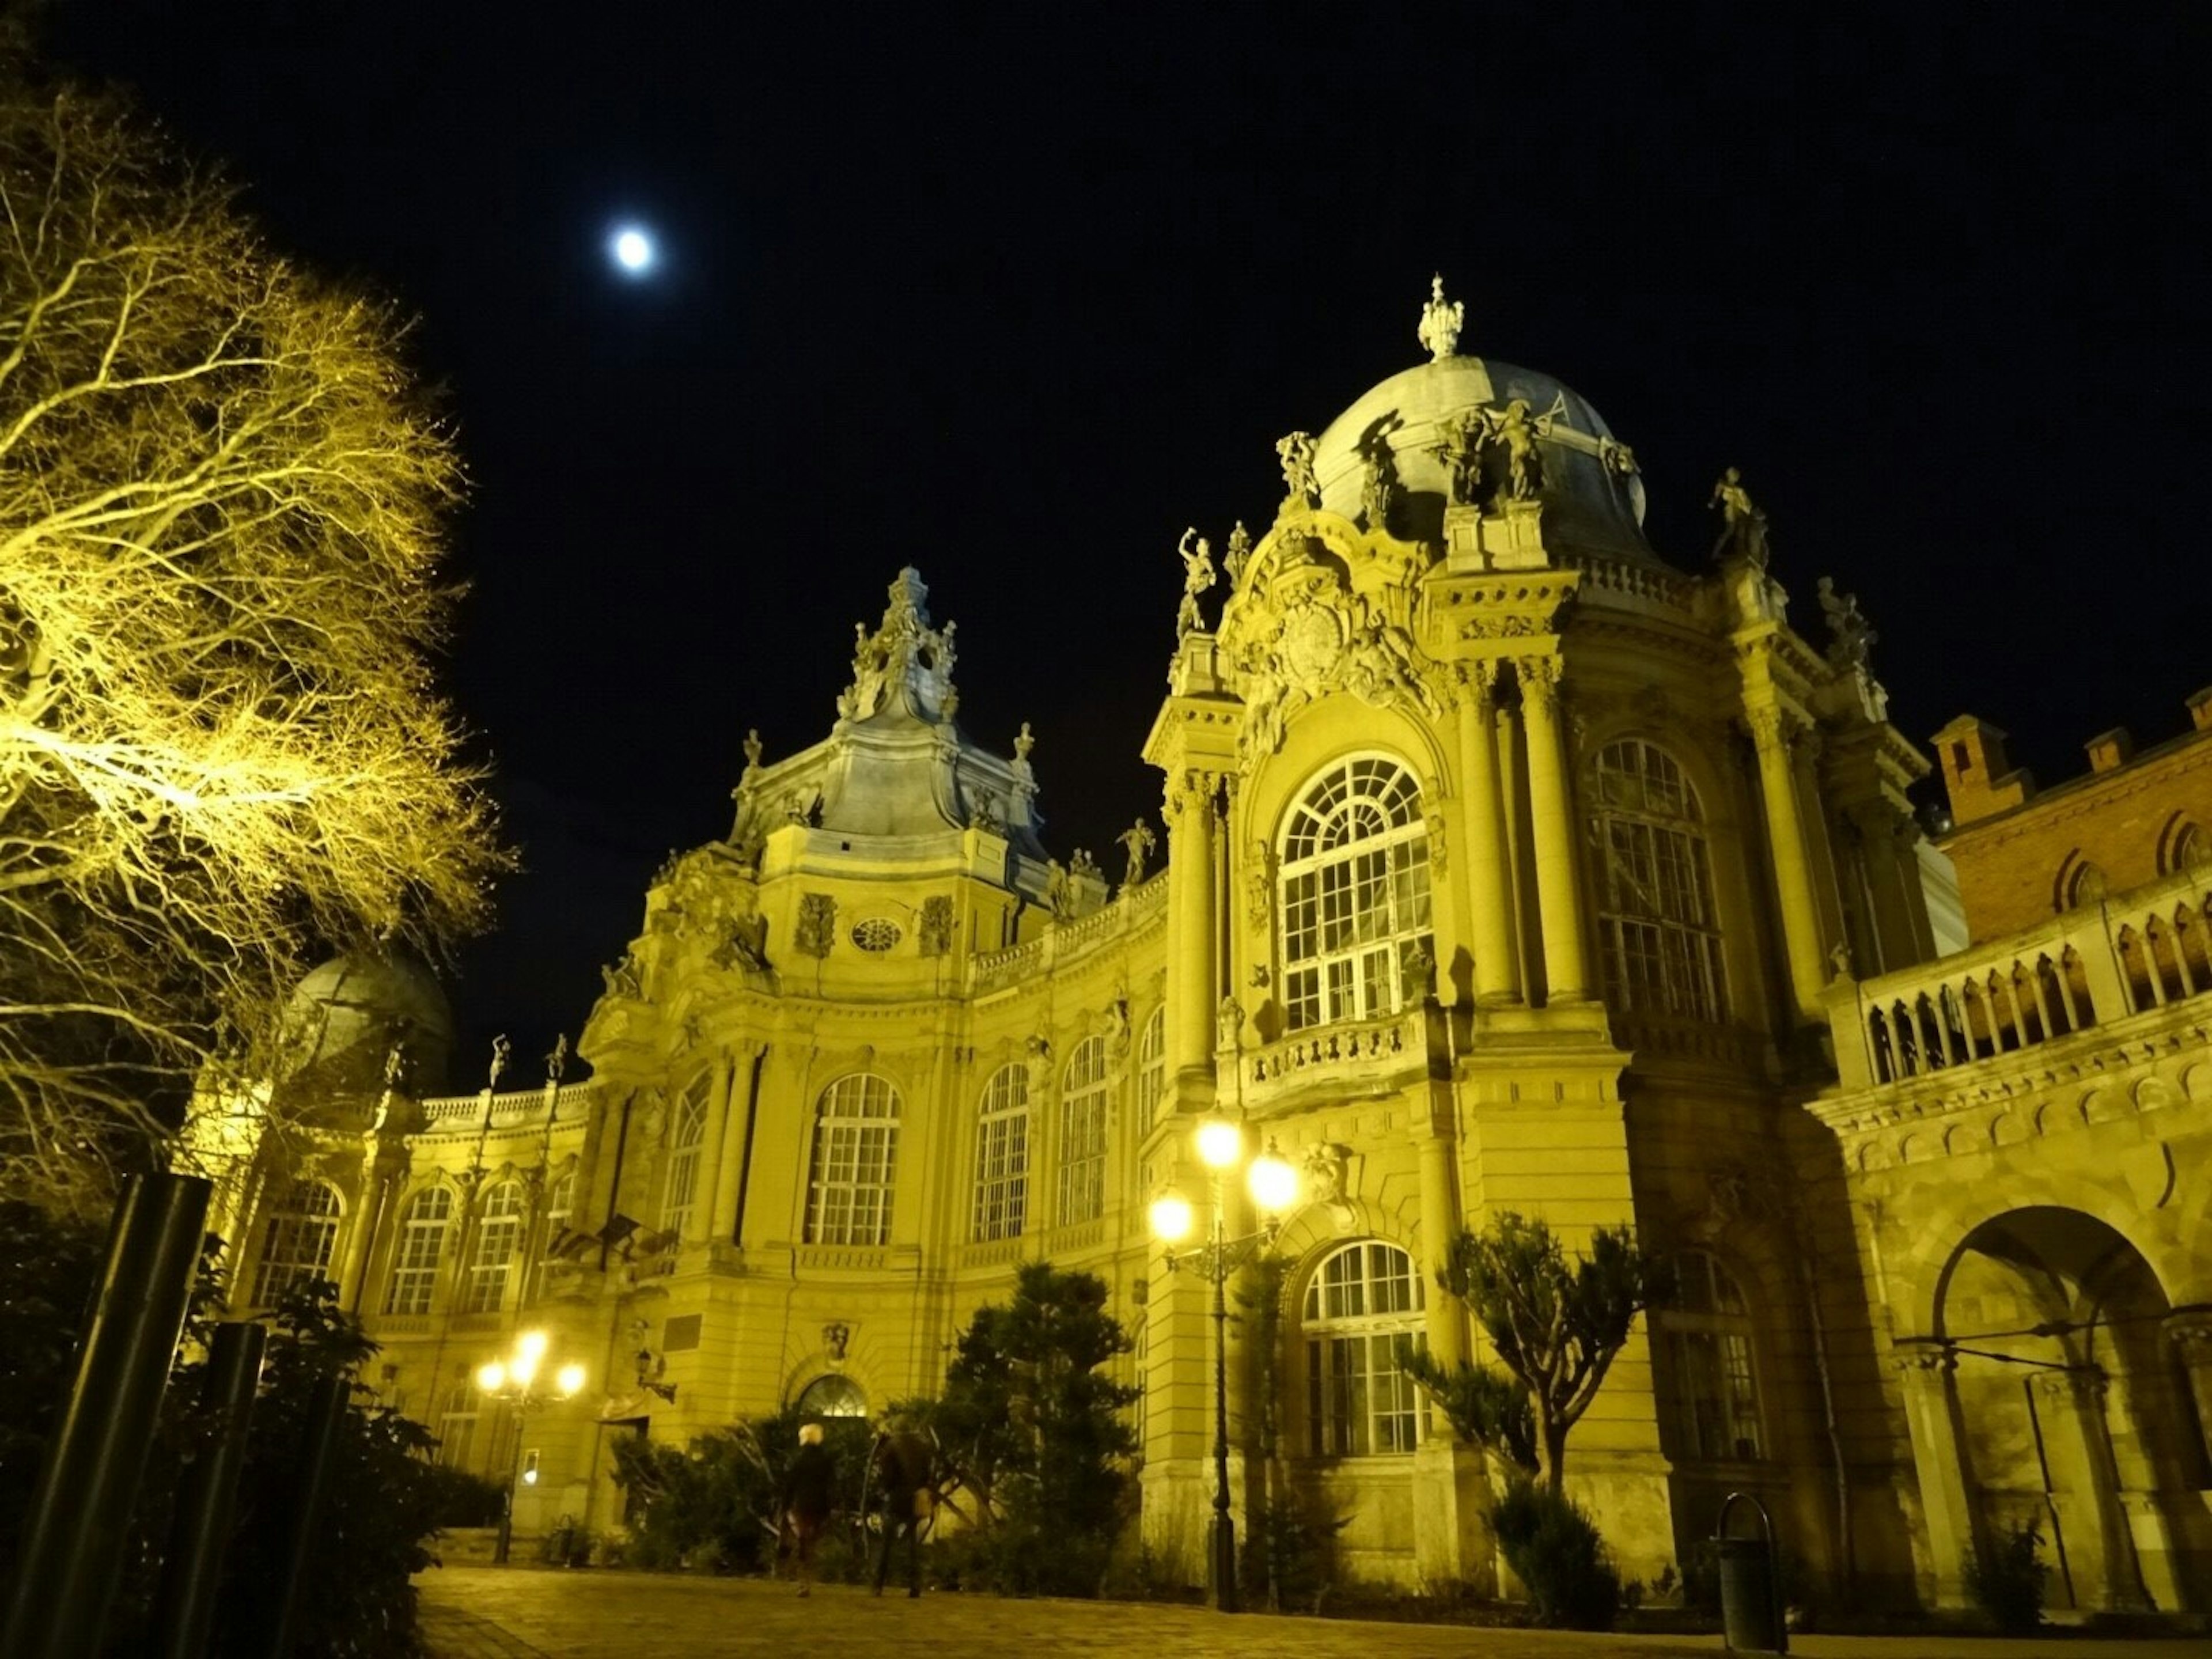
[1922,1207,2210,1612]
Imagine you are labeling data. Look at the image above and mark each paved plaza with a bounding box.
[416,1566,2204,1658]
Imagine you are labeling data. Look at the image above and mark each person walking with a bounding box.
[869,1423,931,1598]
[778,1423,837,1597]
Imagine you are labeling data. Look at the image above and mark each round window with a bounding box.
[850,918,902,953]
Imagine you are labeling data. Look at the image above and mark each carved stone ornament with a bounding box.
[600,952,644,1000]
[1424,810,1448,877]
[840,567,960,725]
[1275,430,1320,510]
[918,894,955,957]
[1417,273,1464,362]
[794,892,838,959]
[1304,1142,1353,1221]
[822,1321,851,1362]
[1244,839,1275,929]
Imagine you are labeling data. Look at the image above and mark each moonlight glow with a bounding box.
[610,226,656,274]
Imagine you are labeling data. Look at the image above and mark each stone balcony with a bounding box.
[1237,1005,1447,1115]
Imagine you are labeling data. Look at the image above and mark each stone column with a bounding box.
[1516,656,1590,1002]
[339,1141,404,1314]
[2033,1370,2148,1611]
[1167,769,1221,1085]
[2164,1312,2212,1469]
[690,1052,740,1249]
[1893,1343,1980,1607]
[1750,708,1831,1022]
[709,1047,759,1249]
[1457,663,1521,1006]
[1413,1104,1467,1372]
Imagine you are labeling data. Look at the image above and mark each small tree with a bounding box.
[1399,1212,1666,1493]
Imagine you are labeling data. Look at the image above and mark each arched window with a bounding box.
[384,1185,452,1316]
[661,1074,710,1239]
[796,1374,868,1418]
[1279,757,1432,1032]
[972,1063,1029,1242]
[2059,853,2107,911]
[461,1181,523,1314]
[2165,817,2209,875]
[1591,740,1726,1020]
[1136,1006,1166,1132]
[531,1170,576,1302]
[250,1179,341,1308]
[1302,1240,1425,1456]
[806,1074,900,1246]
[1058,1037,1110,1226]
[1657,1253,1766,1462]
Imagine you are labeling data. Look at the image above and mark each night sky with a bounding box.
[48,5,2212,1079]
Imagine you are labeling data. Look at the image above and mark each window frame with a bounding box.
[805,1073,901,1247]
[1656,1252,1768,1464]
[1135,1006,1166,1134]
[1589,738,1728,1022]
[1300,1239,1427,1458]
[972,1062,1030,1243]
[461,1180,524,1315]
[1277,756,1433,1033]
[249,1178,342,1308]
[1057,1036,1110,1226]
[384,1184,452,1316]
[661,1074,711,1241]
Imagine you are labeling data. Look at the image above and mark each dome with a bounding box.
[286,949,455,1094]
[1309,355,1661,566]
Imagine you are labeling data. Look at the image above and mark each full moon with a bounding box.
[610,226,656,274]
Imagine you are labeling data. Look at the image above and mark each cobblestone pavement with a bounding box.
[416,1566,2194,1658]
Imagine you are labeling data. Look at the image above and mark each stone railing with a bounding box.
[791,1244,892,1272]
[1243,1006,1438,1109]
[968,873,1168,994]
[1829,865,2212,1090]
[1611,1013,1766,1072]
[1562,551,1693,611]
[419,1081,597,1130]
[960,1236,1025,1271]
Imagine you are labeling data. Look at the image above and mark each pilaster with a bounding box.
[1892,1342,1979,1607]
[1455,662,1521,1006]
[1516,654,1590,1002]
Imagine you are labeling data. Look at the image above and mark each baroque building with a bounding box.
[187,285,2212,1614]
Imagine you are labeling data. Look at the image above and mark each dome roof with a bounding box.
[287,949,454,1093]
[1309,355,1661,566]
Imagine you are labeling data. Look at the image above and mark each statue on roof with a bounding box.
[1175,529,1216,640]
[1482,396,1554,502]
[742,728,763,773]
[1433,409,1484,507]
[1276,430,1320,510]
[1118,817,1157,891]
[1223,521,1252,590]
[1816,576,1877,671]
[1710,467,1771,568]
[1013,721,1035,763]
[1418,273,1464,362]
[1360,446,1396,533]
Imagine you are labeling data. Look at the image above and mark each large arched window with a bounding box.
[1058,1037,1110,1226]
[661,1075,710,1238]
[250,1179,341,1308]
[1657,1252,1766,1462]
[1279,757,1432,1032]
[796,1374,869,1418]
[462,1180,524,1313]
[384,1185,452,1316]
[806,1074,900,1246]
[972,1063,1029,1242]
[530,1169,576,1302]
[1136,1006,1166,1133]
[1590,740,1726,1021]
[1302,1240,1425,1456]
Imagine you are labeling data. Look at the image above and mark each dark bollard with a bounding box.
[0,1171,212,1659]
[154,1320,268,1659]
[1715,1490,1788,1654]
[256,1370,350,1659]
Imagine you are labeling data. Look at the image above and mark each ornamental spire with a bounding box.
[1418,273,1464,361]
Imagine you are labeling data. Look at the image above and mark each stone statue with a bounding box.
[1418,273,1464,362]
[1223,521,1252,590]
[1359,446,1395,532]
[794,892,838,959]
[488,1033,512,1090]
[1816,576,1877,671]
[382,1041,410,1093]
[713,893,770,971]
[1013,721,1035,764]
[918,895,955,956]
[1118,817,1157,889]
[1433,408,1485,507]
[1046,858,1073,916]
[1217,995,1244,1045]
[1710,467,1771,567]
[1175,529,1215,640]
[1276,430,1320,509]
[1483,398,1546,501]
[1401,942,1437,1002]
[1829,939,1855,981]
[742,728,763,772]
[545,1033,568,1084]
[1070,847,1100,884]
[601,952,643,999]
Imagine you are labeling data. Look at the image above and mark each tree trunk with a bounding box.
[1537,1416,1570,1494]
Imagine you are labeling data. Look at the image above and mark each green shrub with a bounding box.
[1490,1477,1622,1630]
[1241,1486,1350,1612]
[1965,1518,2046,1634]
[609,1408,875,1573]
[424,1466,510,1529]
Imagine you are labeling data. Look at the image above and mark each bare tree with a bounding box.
[0,73,506,1211]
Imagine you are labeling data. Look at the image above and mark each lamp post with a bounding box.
[475,1330,586,1565]
[1149,1120,1299,1615]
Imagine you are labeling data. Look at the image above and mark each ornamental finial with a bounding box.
[1418,273,1464,362]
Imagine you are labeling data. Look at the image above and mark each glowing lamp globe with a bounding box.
[1149,1191,1196,1245]
[556,1362,588,1398]
[1195,1118,1243,1171]
[610,226,656,274]
[1247,1141,1300,1215]
[475,1360,506,1393]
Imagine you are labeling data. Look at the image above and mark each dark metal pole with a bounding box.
[1209,1198,1240,1613]
[494,1394,529,1565]
[0,1171,211,1659]
[154,1320,267,1659]
[257,1370,349,1659]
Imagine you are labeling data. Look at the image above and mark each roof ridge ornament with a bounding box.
[837,566,959,725]
[1418,273,1464,362]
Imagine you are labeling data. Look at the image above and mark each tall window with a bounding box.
[1279,757,1433,1032]
[972,1063,1029,1242]
[1659,1253,1765,1462]
[531,1169,576,1302]
[1058,1037,1109,1226]
[384,1185,452,1316]
[1591,740,1726,1021]
[249,1179,341,1307]
[1303,1240,1425,1456]
[435,1384,479,1469]
[461,1181,522,1314]
[662,1075,710,1239]
[1136,1006,1166,1132]
[806,1074,900,1246]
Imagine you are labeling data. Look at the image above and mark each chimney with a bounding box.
[2188,687,2212,733]
[2085,728,2134,773]
[1931,714,2033,828]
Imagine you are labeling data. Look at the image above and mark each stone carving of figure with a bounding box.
[1244,838,1274,928]
[545,1033,568,1084]
[918,894,955,956]
[1103,994,1131,1059]
[601,952,643,999]
[1432,408,1486,508]
[1013,721,1035,764]
[1418,273,1464,362]
[1217,995,1244,1046]
[794,892,838,959]
[1223,521,1252,590]
[1276,430,1320,509]
[1175,529,1215,641]
[1070,847,1100,884]
[1828,939,1855,981]
[742,728,763,772]
[382,1041,410,1093]
[1046,858,1073,916]
[488,1033,512,1090]
[1816,576,1877,671]
[1483,398,1547,501]
[714,887,770,972]
[1710,467,1771,567]
[1118,817,1157,889]
[1359,446,1395,533]
[822,1321,850,1362]
[1400,942,1437,1002]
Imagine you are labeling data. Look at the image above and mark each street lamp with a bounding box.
[475,1330,586,1565]
[1150,1120,1299,1614]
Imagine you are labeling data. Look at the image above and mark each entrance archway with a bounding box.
[1925,1207,2210,1612]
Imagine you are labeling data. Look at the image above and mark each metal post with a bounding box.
[1209,1190,1240,1613]
[0,1171,211,1659]
[154,1320,267,1659]
[257,1370,349,1659]
[495,1394,530,1565]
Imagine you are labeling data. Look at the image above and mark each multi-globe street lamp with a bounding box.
[475,1330,586,1565]
[1149,1119,1300,1615]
